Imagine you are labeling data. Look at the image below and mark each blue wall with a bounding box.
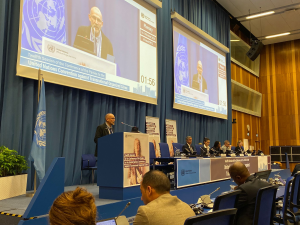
[0,0,231,190]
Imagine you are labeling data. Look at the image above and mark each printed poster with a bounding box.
[166,119,178,157]
[123,132,149,187]
[146,116,161,157]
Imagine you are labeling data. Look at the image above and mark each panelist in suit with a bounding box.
[210,141,221,156]
[73,7,114,60]
[235,140,244,155]
[192,60,208,93]
[200,137,210,157]
[221,140,232,155]
[133,170,195,225]
[93,113,115,156]
[229,162,270,225]
[182,136,196,156]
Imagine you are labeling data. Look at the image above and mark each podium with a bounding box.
[97,132,149,200]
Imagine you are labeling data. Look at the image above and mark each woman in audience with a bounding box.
[49,187,97,225]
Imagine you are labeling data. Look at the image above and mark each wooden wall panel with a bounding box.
[231,62,261,150]
[260,39,300,155]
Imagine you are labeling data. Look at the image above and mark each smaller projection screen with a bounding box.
[172,20,228,119]
[17,0,157,104]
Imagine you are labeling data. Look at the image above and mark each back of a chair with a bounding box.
[213,190,241,211]
[159,143,170,158]
[282,176,294,219]
[184,208,237,225]
[231,146,235,151]
[290,171,300,212]
[195,145,201,155]
[253,185,278,225]
[81,154,96,169]
[285,152,290,169]
[172,142,183,152]
[149,142,155,165]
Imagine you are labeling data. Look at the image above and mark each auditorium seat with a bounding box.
[213,190,241,211]
[195,144,202,155]
[252,185,278,225]
[159,143,170,158]
[231,146,235,151]
[184,208,237,225]
[149,142,155,168]
[289,172,300,213]
[81,154,97,184]
[172,142,183,153]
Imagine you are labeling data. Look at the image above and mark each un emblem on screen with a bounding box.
[22,0,66,53]
[34,111,46,148]
[181,169,185,176]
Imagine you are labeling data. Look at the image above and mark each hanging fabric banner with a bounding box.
[165,119,178,157]
[146,116,160,158]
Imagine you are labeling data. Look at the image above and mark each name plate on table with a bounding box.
[220,154,226,157]
[230,154,236,157]
[42,37,117,76]
[181,85,209,102]
[240,154,244,157]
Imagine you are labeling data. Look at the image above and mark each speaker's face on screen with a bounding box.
[88,7,103,36]
[197,61,203,76]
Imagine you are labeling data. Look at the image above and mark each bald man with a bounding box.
[192,61,207,93]
[94,113,115,156]
[73,7,114,60]
[229,162,270,225]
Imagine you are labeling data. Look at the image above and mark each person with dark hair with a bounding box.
[49,187,97,225]
[210,141,221,156]
[229,162,270,225]
[200,137,210,157]
[182,136,196,156]
[133,170,195,225]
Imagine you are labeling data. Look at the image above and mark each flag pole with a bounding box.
[26,69,43,197]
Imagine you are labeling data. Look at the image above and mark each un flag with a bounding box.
[29,79,46,181]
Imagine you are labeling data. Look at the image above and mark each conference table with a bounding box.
[153,155,271,189]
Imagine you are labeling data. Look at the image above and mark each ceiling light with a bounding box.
[246,11,275,19]
[265,32,290,39]
[230,40,240,42]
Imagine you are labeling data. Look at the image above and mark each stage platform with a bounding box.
[0,169,291,223]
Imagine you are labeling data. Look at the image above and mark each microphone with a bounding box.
[121,122,135,128]
[115,202,131,221]
[198,187,220,206]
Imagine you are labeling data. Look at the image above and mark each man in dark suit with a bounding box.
[192,60,207,93]
[229,162,270,225]
[73,7,114,60]
[94,113,115,156]
[182,136,196,156]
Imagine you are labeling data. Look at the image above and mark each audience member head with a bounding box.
[229,162,250,186]
[237,140,243,147]
[140,170,171,205]
[214,141,221,149]
[203,137,210,147]
[49,187,97,225]
[224,140,230,147]
[105,113,115,126]
[186,136,192,145]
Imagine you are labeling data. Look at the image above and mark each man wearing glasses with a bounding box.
[192,60,207,93]
[73,7,114,60]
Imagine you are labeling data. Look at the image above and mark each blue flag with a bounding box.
[29,79,46,181]
[174,34,189,94]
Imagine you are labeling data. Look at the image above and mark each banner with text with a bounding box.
[146,116,160,158]
[166,119,177,156]
[123,133,149,187]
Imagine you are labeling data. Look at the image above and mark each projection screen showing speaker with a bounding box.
[17,0,158,104]
[172,17,229,120]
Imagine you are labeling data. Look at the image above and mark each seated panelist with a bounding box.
[200,137,210,157]
[221,140,232,155]
[235,140,245,155]
[182,136,196,156]
[210,141,221,156]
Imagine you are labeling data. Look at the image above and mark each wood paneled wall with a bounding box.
[231,62,261,149]
[259,39,300,155]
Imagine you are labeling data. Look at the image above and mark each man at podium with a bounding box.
[94,113,115,156]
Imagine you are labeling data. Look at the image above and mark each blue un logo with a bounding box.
[22,0,66,53]
[34,111,46,148]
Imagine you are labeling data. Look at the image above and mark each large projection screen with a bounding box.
[17,0,158,104]
[172,19,228,119]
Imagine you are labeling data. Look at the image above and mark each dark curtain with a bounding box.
[0,0,231,189]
